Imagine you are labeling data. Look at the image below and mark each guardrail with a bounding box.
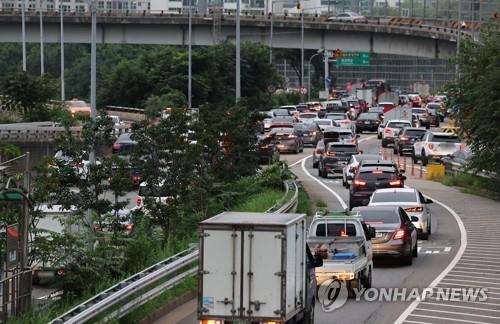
[49,178,299,323]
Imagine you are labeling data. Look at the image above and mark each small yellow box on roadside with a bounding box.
[426,163,445,180]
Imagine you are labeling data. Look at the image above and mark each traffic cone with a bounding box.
[419,163,423,179]
[411,158,415,177]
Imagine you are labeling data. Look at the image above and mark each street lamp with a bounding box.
[307,48,324,101]
[21,0,26,71]
[60,2,65,101]
[188,0,192,109]
[236,0,241,101]
[39,0,45,75]
[300,9,304,92]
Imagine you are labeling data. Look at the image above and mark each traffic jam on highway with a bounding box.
[197,81,487,324]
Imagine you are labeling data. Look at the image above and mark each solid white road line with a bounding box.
[394,195,467,324]
[414,308,500,320]
[301,156,348,209]
[419,302,500,313]
[407,313,494,324]
[289,157,308,168]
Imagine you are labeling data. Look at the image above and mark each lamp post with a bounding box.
[307,49,324,101]
[60,2,65,101]
[39,0,45,75]
[236,0,241,100]
[188,0,192,109]
[300,9,304,92]
[456,0,462,75]
[21,0,26,71]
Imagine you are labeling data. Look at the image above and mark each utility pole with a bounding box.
[21,0,26,71]
[236,0,241,100]
[39,0,45,75]
[300,9,304,93]
[456,0,462,75]
[60,3,65,101]
[188,0,192,109]
[324,50,329,93]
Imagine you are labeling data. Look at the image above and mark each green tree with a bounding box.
[446,23,500,178]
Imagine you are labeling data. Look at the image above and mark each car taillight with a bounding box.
[326,151,336,157]
[288,134,297,138]
[132,175,141,182]
[393,229,406,240]
[353,179,366,186]
[113,143,121,151]
[400,136,409,141]
[428,143,434,149]
[389,179,402,186]
[460,143,465,150]
[125,224,134,231]
[405,207,424,213]
[200,320,223,324]
[385,128,391,133]
[316,148,324,154]
[136,196,142,206]
[423,112,429,117]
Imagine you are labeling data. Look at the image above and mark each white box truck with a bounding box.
[198,212,321,324]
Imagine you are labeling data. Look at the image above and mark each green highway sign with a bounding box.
[335,51,371,66]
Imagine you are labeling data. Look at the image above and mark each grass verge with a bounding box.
[441,173,500,201]
[295,189,312,215]
[233,189,285,212]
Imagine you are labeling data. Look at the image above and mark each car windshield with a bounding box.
[371,192,418,203]
[358,170,398,180]
[326,114,345,120]
[272,117,294,123]
[117,133,134,142]
[405,129,426,137]
[315,120,332,126]
[370,107,384,113]
[68,101,87,107]
[356,155,383,162]
[427,108,438,115]
[300,113,317,119]
[433,135,460,143]
[315,223,357,237]
[270,128,293,135]
[387,122,411,129]
[328,145,357,153]
[295,124,316,131]
[357,210,399,224]
[358,113,378,120]
[412,109,426,114]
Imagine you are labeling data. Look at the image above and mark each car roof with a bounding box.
[352,205,400,213]
[374,188,416,194]
[387,119,412,123]
[270,127,293,133]
[327,142,357,148]
[402,127,425,131]
[358,166,397,172]
[379,102,395,105]
[430,131,457,136]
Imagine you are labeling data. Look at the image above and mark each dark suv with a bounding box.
[318,143,358,178]
[393,127,427,156]
[355,112,381,133]
[349,165,406,210]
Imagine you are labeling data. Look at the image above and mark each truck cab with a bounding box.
[307,211,375,294]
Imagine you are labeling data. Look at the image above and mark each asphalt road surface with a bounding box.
[156,130,473,324]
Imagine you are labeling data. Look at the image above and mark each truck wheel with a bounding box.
[362,268,372,289]
[348,277,361,298]
[421,151,428,166]
[302,299,315,324]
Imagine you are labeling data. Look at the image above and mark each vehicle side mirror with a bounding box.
[380,125,385,128]
[314,254,323,267]
[399,169,405,173]
[356,134,360,138]
[425,198,433,204]
[401,175,407,180]
[410,216,419,222]
[369,227,376,239]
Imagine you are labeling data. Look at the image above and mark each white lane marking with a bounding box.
[446,273,500,281]
[408,314,494,324]
[297,135,377,209]
[419,302,500,313]
[417,247,422,253]
[453,266,500,272]
[301,156,348,209]
[289,157,308,168]
[458,258,500,264]
[432,251,439,254]
[425,251,432,254]
[441,278,500,286]
[457,263,500,269]
[444,247,451,252]
[424,297,500,307]
[414,308,500,320]
[394,195,467,324]
[403,321,433,324]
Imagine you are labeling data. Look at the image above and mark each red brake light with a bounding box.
[389,179,402,186]
[428,143,434,149]
[385,128,391,133]
[393,229,406,240]
[405,207,424,213]
[113,143,121,150]
[353,179,366,186]
[327,151,336,157]
[136,196,142,206]
[460,143,465,150]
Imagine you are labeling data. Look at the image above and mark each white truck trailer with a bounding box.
[198,212,321,324]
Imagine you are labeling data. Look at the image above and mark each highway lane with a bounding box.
[157,132,463,324]
[285,133,461,324]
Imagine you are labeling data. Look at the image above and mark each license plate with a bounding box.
[277,144,285,148]
[364,121,370,124]
[376,232,383,238]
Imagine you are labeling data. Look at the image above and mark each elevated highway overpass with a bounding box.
[0,11,473,59]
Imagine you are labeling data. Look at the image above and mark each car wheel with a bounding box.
[420,232,429,240]
[428,221,432,235]
[313,160,318,169]
[322,169,328,179]
[393,146,398,154]
[421,151,428,166]
[381,140,387,148]
[342,177,347,187]
[377,133,381,139]
[425,124,430,130]
[412,150,419,164]
[402,250,413,266]
[348,200,354,211]
[348,277,361,298]
[412,242,419,257]
[318,165,322,177]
